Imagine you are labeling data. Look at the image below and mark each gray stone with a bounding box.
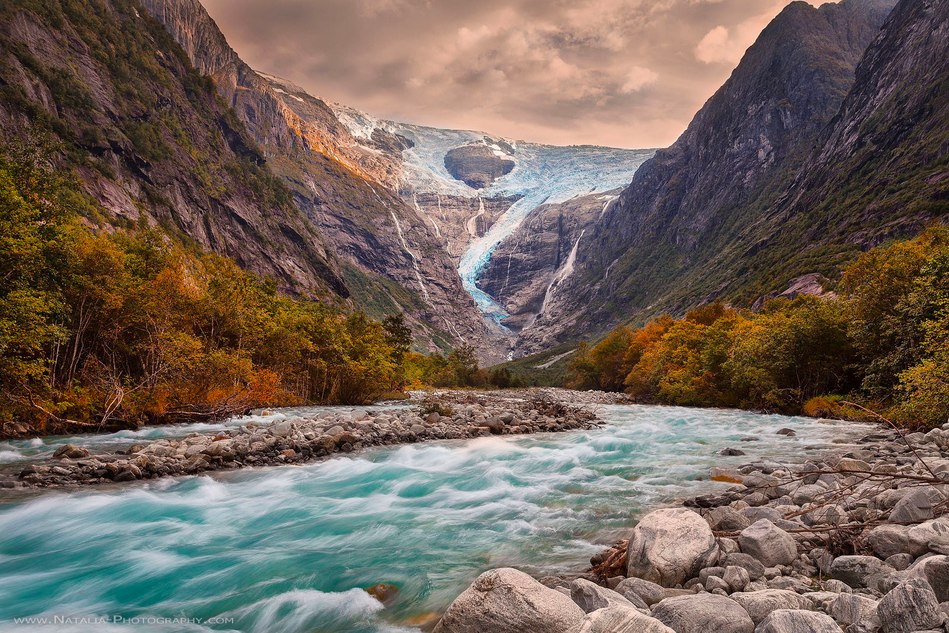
[731,590,810,625]
[907,555,949,602]
[868,524,926,558]
[877,579,944,633]
[826,593,879,628]
[739,520,798,567]
[270,419,293,437]
[615,577,665,607]
[570,579,637,613]
[725,553,767,580]
[566,605,675,633]
[889,488,934,524]
[883,553,913,571]
[724,565,751,593]
[707,506,753,532]
[53,444,90,459]
[756,609,842,633]
[627,508,718,587]
[707,575,731,592]
[433,568,585,633]
[830,556,893,589]
[822,579,851,593]
[653,594,754,633]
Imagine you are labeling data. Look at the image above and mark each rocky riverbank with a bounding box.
[1,389,627,489]
[432,422,949,633]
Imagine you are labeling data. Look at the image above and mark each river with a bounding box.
[0,404,872,632]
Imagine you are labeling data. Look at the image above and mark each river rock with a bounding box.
[567,605,675,633]
[830,555,893,589]
[723,553,766,580]
[627,508,718,587]
[433,568,585,633]
[614,577,665,606]
[738,520,797,567]
[868,524,927,558]
[730,590,810,625]
[889,488,934,524]
[706,507,752,532]
[906,555,949,602]
[652,594,754,633]
[826,593,879,629]
[877,579,944,633]
[53,444,90,459]
[570,578,639,612]
[270,419,292,437]
[723,565,750,592]
[755,609,842,633]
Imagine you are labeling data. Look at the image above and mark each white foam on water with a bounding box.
[0,404,875,633]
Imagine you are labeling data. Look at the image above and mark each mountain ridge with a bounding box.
[501,0,937,356]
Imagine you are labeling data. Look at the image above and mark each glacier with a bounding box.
[331,103,654,324]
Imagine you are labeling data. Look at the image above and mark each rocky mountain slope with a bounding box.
[0,0,346,298]
[3,0,651,362]
[510,0,936,355]
[138,0,507,359]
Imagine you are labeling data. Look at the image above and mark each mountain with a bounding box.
[0,0,346,298]
[504,0,925,355]
[8,0,652,362]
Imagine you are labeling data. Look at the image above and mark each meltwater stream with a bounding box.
[0,406,872,633]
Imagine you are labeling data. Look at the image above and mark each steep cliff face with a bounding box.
[139,0,508,360]
[771,0,949,241]
[0,0,346,297]
[517,0,902,354]
[479,191,621,333]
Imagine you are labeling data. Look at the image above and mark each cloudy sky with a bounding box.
[202,0,817,148]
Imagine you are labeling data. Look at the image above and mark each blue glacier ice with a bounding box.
[330,104,654,322]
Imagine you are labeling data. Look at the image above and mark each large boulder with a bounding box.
[652,594,754,633]
[877,579,944,633]
[830,555,893,589]
[868,524,927,558]
[567,605,675,633]
[755,609,842,633]
[433,568,585,633]
[826,594,879,629]
[627,508,718,587]
[889,488,934,524]
[906,554,949,602]
[738,520,797,567]
[730,590,810,625]
[614,577,665,606]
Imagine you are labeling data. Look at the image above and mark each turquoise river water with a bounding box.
[0,404,873,632]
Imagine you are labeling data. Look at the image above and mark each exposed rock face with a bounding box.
[412,192,518,263]
[626,508,718,587]
[137,0,505,360]
[433,568,585,633]
[444,144,515,189]
[0,0,347,298]
[479,191,619,337]
[516,0,907,353]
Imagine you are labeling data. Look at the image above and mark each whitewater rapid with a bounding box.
[0,405,872,633]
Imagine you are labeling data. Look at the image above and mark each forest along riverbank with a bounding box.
[433,421,949,633]
[0,389,625,489]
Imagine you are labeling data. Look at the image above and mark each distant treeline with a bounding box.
[568,227,948,428]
